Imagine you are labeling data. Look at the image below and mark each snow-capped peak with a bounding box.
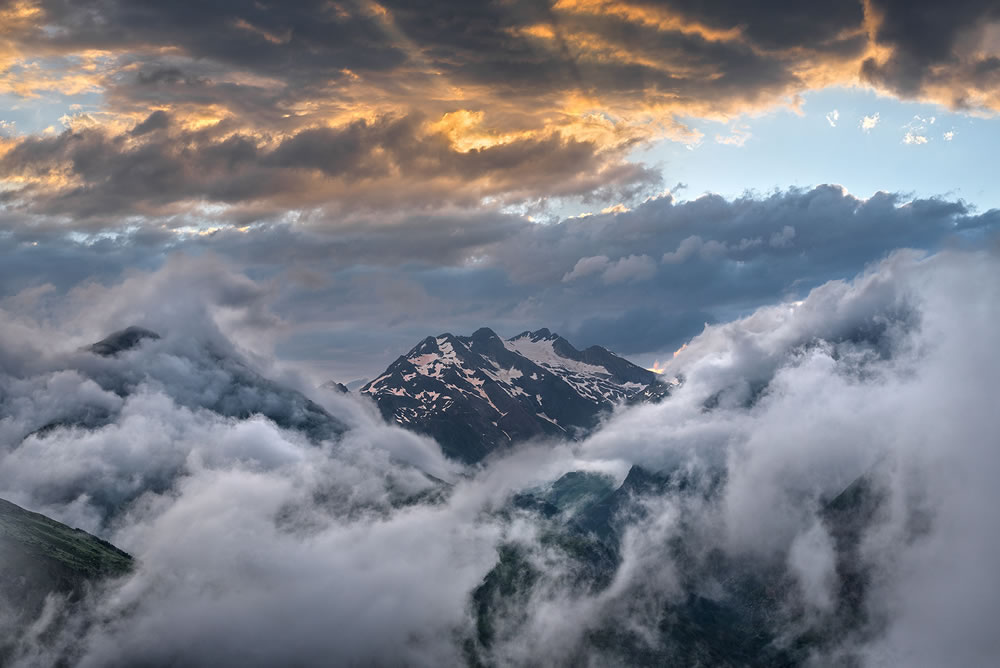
[362,327,658,462]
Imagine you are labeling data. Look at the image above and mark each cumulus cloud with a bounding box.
[563,254,657,285]
[562,255,611,283]
[571,248,1000,664]
[861,112,880,132]
[826,110,840,127]
[601,255,658,284]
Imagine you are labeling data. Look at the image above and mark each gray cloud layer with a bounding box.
[3,186,995,379]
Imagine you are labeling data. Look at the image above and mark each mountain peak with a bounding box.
[470,327,500,342]
[321,380,349,393]
[364,326,657,462]
[88,326,161,357]
[510,327,559,342]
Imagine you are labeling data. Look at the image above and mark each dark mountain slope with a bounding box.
[467,468,887,667]
[0,497,132,661]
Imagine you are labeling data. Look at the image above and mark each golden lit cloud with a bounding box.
[0,0,995,232]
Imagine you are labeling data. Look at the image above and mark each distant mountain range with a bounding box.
[362,328,672,462]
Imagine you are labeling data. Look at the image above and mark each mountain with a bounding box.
[321,380,350,394]
[625,377,676,405]
[0,497,132,660]
[467,468,883,667]
[362,328,657,462]
[9,326,350,526]
[78,325,347,443]
[87,325,161,356]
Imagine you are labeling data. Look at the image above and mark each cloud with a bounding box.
[826,110,840,127]
[562,255,611,283]
[0,0,994,245]
[563,254,657,285]
[2,185,996,377]
[7,247,999,665]
[715,123,752,147]
[901,115,941,145]
[0,115,660,222]
[862,0,1000,110]
[601,254,657,284]
[860,112,880,132]
[572,248,1000,662]
[0,0,865,228]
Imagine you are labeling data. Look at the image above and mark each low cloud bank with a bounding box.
[1,247,998,666]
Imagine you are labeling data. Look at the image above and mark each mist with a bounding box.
[1,247,998,666]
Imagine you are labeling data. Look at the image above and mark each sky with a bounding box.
[2,3,1000,665]
[1,0,999,381]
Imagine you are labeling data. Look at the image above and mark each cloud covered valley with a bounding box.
[1,245,998,667]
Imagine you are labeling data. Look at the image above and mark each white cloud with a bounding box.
[943,130,955,141]
[860,112,880,132]
[825,110,839,127]
[902,115,935,145]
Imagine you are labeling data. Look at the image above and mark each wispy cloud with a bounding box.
[825,110,839,127]
[902,115,935,145]
[715,123,752,147]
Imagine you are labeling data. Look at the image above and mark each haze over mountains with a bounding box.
[0,249,997,666]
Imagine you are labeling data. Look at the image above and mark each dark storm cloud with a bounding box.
[863,0,1000,106]
[18,0,845,104]
[29,0,406,81]
[636,0,866,51]
[11,0,995,121]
